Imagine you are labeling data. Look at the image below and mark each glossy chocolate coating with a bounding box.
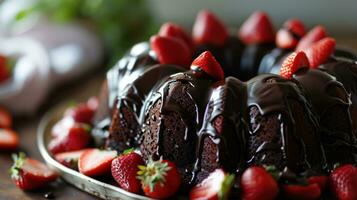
[258,48,290,75]
[192,77,247,184]
[246,74,325,174]
[293,68,357,167]
[107,64,185,151]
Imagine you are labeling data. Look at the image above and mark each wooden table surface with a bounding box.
[0,38,356,200]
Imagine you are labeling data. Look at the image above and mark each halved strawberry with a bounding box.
[296,25,327,51]
[111,149,144,193]
[159,22,195,54]
[280,51,310,79]
[150,35,191,67]
[0,129,19,150]
[78,148,117,177]
[0,55,10,83]
[0,107,12,128]
[10,152,58,190]
[51,117,75,138]
[240,166,279,200]
[190,168,235,200]
[238,11,275,45]
[48,123,91,154]
[54,149,88,169]
[303,37,336,68]
[191,51,224,80]
[192,9,229,47]
[283,19,306,38]
[329,164,357,200]
[138,158,181,199]
[283,183,321,200]
[64,103,95,124]
[276,19,305,49]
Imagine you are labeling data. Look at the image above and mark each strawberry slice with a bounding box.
[54,149,88,169]
[240,166,279,200]
[159,22,195,54]
[64,103,95,124]
[276,19,305,49]
[191,51,224,80]
[78,148,117,177]
[280,51,310,79]
[296,25,327,51]
[284,19,306,38]
[111,149,144,193]
[190,168,235,200]
[48,123,91,154]
[0,129,19,150]
[192,9,229,46]
[303,37,336,68]
[283,183,321,200]
[0,107,12,128]
[238,11,275,45]
[10,152,58,190]
[150,35,191,67]
[329,164,357,200]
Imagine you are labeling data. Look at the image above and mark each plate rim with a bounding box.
[37,103,154,200]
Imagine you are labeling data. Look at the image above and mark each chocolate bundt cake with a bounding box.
[92,9,357,197]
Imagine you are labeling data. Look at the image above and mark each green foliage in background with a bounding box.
[17,0,157,64]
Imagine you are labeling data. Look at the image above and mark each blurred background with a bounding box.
[0,0,356,116]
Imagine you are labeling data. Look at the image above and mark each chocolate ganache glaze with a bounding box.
[139,69,216,185]
[245,74,325,174]
[293,68,357,168]
[191,77,247,184]
[107,64,185,151]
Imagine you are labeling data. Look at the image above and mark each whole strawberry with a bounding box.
[137,158,181,199]
[10,152,58,190]
[48,123,91,154]
[240,166,279,200]
[64,103,95,124]
[329,164,357,200]
[283,183,321,200]
[111,149,144,193]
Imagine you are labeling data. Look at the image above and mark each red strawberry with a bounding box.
[276,19,305,49]
[280,51,310,79]
[284,19,306,38]
[0,129,19,150]
[192,9,228,46]
[190,168,235,200]
[111,149,144,193]
[150,35,191,67]
[159,22,195,54]
[240,166,279,200]
[191,51,224,80]
[239,11,275,45]
[78,148,117,177]
[283,183,321,200]
[0,107,12,128]
[296,25,327,51]
[10,153,58,190]
[64,103,95,124]
[329,164,357,200]
[303,37,336,68]
[0,55,10,83]
[54,149,88,169]
[308,175,328,190]
[138,159,181,199]
[48,123,91,154]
